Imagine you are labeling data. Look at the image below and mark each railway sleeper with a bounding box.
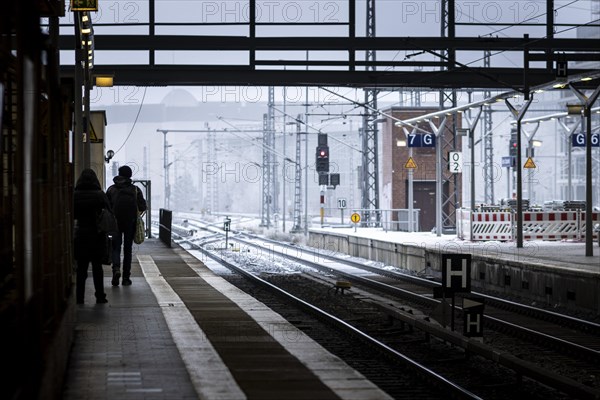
[361,299,600,400]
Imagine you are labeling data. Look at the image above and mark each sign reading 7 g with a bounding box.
[408,133,436,148]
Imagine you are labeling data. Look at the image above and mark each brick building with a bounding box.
[381,108,462,231]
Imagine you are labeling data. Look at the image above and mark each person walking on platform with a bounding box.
[107,165,147,286]
[73,169,111,304]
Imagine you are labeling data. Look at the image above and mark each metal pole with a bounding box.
[282,85,287,232]
[162,131,169,209]
[436,129,443,236]
[320,188,324,227]
[408,146,414,232]
[516,118,524,248]
[567,130,572,201]
[82,31,91,169]
[506,166,510,200]
[505,98,532,249]
[585,106,593,256]
[470,128,475,210]
[73,13,83,177]
[304,84,309,235]
[527,140,533,203]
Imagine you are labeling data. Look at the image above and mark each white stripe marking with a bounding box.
[137,254,247,400]
[184,253,394,400]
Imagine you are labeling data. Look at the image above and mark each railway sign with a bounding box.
[448,151,462,173]
[523,157,536,169]
[223,216,231,232]
[572,133,600,147]
[441,253,471,293]
[408,133,436,148]
[462,297,484,338]
[501,156,515,168]
[555,60,568,78]
[337,198,347,209]
[71,0,98,11]
[404,157,417,169]
[350,213,361,223]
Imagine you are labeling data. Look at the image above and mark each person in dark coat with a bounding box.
[73,169,111,304]
[106,165,147,286]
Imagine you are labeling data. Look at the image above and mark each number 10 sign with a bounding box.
[448,151,462,173]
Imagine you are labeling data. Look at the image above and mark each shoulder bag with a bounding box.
[97,208,119,234]
[134,189,145,244]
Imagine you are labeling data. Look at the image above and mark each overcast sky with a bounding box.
[57,1,599,210]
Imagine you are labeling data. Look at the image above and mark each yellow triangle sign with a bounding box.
[404,157,417,169]
[523,157,536,169]
[89,122,100,143]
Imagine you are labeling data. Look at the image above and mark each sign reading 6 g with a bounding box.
[448,151,463,173]
[572,133,600,147]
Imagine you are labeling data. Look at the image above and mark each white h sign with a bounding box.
[442,254,472,293]
[466,313,481,332]
[445,258,468,288]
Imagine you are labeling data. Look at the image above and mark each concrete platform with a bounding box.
[63,239,392,400]
[308,227,600,312]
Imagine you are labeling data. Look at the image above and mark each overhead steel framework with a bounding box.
[58,0,600,91]
[483,50,495,205]
[57,0,599,246]
[206,129,217,213]
[360,0,380,226]
[58,38,599,89]
[260,86,276,227]
[438,0,459,234]
[290,115,303,234]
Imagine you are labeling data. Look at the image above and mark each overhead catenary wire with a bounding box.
[113,86,147,156]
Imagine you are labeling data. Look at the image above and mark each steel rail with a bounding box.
[194,244,483,400]
[175,228,600,399]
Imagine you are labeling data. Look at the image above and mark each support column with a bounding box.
[505,97,533,249]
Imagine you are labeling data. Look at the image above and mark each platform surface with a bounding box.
[63,239,392,400]
[310,227,600,275]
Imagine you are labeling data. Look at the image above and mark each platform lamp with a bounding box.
[105,149,114,164]
[95,75,114,87]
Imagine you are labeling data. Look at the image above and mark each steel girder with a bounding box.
[59,65,599,89]
[58,35,600,89]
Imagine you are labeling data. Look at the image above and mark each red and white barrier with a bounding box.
[580,212,600,240]
[456,208,470,240]
[456,209,597,242]
[522,211,579,240]
[470,211,512,241]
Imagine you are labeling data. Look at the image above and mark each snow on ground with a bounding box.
[170,212,599,274]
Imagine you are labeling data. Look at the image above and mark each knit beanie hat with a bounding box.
[118,165,133,178]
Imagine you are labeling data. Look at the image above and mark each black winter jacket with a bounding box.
[106,176,147,230]
[74,172,112,260]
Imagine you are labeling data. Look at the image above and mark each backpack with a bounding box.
[111,185,139,225]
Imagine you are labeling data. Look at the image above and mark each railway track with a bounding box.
[196,241,482,399]
[234,232,600,360]
[171,217,600,399]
